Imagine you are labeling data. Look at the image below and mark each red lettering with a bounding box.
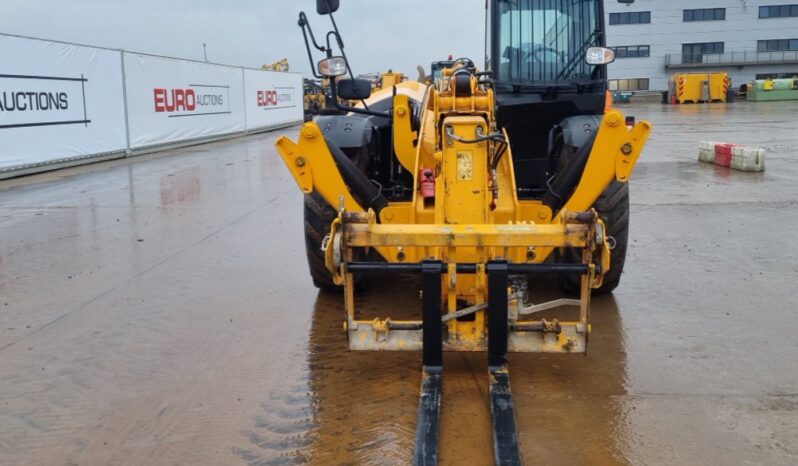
[257,90,279,107]
[185,89,196,110]
[154,88,166,112]
[155,88,197,113]
[164,89,176,112]
[174,89,185,111]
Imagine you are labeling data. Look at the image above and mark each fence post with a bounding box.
[241,67,249,134]
[120,50,132,156]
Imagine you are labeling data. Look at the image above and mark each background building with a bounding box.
[605,0,798,91]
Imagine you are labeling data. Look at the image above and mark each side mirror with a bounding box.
[316,0,340,14]
[337,79,372,100]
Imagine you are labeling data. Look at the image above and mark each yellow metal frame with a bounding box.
[275,124,363,212]
[392,93,417,171]
[331,208,600,353]
[275,72,652,354]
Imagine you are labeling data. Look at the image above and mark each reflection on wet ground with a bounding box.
[236,277,627,465]
[2,101,798,465]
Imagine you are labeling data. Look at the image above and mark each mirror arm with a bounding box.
[318,8,369,109]
[301,27,324,79]
[299,12,326,52]
[328,11,345,50]
[298,12,326,79]
[325,31,338,59]
[341,54,356,80]
[324,31,355,79]
[324,12,354,79]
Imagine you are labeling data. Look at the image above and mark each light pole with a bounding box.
[203,43,207,62]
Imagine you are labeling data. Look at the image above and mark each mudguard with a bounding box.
[316,115,373,149]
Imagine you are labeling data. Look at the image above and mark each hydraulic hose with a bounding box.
[324,137,389,216]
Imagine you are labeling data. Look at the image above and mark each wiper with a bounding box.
[569,77,606,86]
[494,79,604,95]
[556,31,600,80]
[493,80,585,93]
[494,80,573,90]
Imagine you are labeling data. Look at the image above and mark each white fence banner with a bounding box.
[124,53,246,149]
[243,68,303,132]
[0,35,127,171]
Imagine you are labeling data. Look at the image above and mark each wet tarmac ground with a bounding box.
[1,101,797,465]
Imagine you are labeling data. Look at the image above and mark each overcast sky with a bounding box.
[0,0,487,78]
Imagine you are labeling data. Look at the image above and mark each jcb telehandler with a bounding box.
[276,1,651,464]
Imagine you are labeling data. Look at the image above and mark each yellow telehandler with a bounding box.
[277,1,651,464]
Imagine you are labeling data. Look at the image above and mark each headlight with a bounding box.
[585,47,616,65]
[317,57,347,77]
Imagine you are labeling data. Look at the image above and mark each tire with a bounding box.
[558,181,629,294]
[302,144,371,292]
[304,192,340,291]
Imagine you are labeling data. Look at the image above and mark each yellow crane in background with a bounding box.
[261,58,289,72]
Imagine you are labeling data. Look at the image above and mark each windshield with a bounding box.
[496,0,599,83]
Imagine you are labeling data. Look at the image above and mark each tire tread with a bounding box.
[559,181,630,294]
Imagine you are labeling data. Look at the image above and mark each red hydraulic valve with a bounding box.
[419,168,435,199]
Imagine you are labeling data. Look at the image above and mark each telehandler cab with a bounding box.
[276,1,651,464]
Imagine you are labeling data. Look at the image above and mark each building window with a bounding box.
[684,8,726,22]
[756,72,798,79]
[609,11,651,25]
[682,42,724,63]
[758,39,798,52]
[609,78,650,91]
[611,45,651,58]
[759,4,798,18]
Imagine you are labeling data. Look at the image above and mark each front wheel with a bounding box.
[558,181,630,294]
[303,192,340,291]
[302,144,371,292]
